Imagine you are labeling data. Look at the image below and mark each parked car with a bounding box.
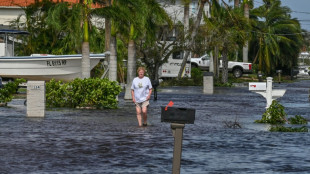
[190,54,252,78]
[298,66,310,76]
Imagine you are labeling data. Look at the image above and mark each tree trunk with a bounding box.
[209,52,214,73]
[242,41,249,62]
[213,46,219,79]
[105,18,111,52]
[81,0,90,79]
[234,0,240,8]
[81,42,90,78]
[184,2,190,33]
[221,49,229,84]
[104,18,111,78]
[178,0,207,79]
[124,40,136,100]
[154,64,160,81]
[242,3,249,62]
[109,36,117,81]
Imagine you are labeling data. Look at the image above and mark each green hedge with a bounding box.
[0,79,26,105]
[46,78,121,109]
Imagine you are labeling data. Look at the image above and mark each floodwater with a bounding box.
[0,80,310,174]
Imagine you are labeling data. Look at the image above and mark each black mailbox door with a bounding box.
[161,107,195,124]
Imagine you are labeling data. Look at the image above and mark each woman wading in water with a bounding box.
[131,67,152,127]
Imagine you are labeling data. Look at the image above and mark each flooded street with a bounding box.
[0,80,310,173]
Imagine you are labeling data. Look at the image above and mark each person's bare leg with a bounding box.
[136,106,142,126]
[142,106,147,125]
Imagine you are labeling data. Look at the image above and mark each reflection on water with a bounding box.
[0,80,310,173]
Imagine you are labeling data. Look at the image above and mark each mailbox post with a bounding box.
[27,81,45,117]
[276,70,282,83]
[249,77,286,109]
[161,107,195,174]
[203,72,214,94]
[151,80,159,101]
[171,123,184,174]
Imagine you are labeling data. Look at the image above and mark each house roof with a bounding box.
[0,0,104,8]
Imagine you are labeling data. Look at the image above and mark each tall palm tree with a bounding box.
[106,25,117,81]
[242,0,253,63]
[47,0,94,78]
[81,0,93,78]
[251,0,303,74]
[204,0,249,83]
[92,0,112,79]
[123,0,171,99]
[178,0,209,79]
[93,1,126,82]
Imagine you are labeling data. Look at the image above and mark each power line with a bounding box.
[250,30,310,36]
[291,11,310,15]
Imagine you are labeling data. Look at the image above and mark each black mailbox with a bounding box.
[161,107,195,124]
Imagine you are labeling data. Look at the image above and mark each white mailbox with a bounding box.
[249,77,286,109]
[249,82,266,91]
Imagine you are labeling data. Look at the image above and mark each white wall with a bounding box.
[159,0,210,24]
[0,43,5,56]
[0,7,24,25]
[0,43,12,57]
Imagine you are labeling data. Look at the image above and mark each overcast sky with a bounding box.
[254,0,310,31]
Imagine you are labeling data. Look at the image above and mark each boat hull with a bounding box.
[0,54,105,81]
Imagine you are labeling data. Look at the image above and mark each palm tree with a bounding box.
[250,0,303,74]
[11,0,57,55]
[81,0,93,78]
[47,0,94,78]
[13,1,106,56]
[242,0,253,63]
[118,0,146,99]
[92,1,125,82]
[204,0,249,83]
[123,0,171,100]
[178,0,209,79]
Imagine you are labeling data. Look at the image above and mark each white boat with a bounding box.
[0,53,106,81]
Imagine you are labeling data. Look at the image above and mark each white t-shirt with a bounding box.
[131,76,152,103]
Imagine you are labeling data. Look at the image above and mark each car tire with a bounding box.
[233,68,243,78]
[191,64,198,68]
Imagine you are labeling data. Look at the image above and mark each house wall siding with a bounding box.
[0,7,24,26]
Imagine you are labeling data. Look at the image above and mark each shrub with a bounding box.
[288,115,308,124]
[46,78,121,109]
[160,77,197,86]
[191,68,203,85]
[269,125,308,132]
[255,100,308,132]
[255,100,287,124]
[45,79,68,107]
[0,78,26,105]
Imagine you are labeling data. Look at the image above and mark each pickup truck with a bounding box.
[191,54,252,78]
